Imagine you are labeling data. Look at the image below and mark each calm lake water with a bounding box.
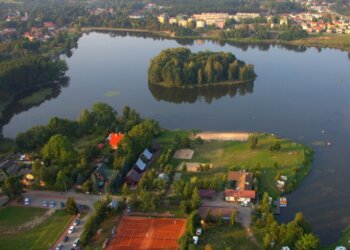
[3,32,350,244]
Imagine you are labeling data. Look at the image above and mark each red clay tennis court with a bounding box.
[107,216,186,250]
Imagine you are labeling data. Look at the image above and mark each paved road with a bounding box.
[51,214,86,250]
[21,190,102,209]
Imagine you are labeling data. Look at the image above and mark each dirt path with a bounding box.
[2,209,54,234]
[194,132,251,141]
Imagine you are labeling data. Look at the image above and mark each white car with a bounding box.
[73,219,80,226]
[24,198,30,206]
[50,201,56,208]
[73,238,80,247]
[68,226,75,234]
[42,201,48,207]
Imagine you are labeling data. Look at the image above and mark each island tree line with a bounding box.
[148,47,256,87]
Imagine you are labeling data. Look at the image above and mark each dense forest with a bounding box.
[0,56,67,103]
[148,48,256,87]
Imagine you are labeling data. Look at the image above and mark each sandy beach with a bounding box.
[194,132,251,141]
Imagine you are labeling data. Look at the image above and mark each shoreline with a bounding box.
[81,26,350,52]
[149,78,255,89]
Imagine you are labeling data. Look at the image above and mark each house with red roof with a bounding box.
[225,171,256,203]
[107,132,123,150]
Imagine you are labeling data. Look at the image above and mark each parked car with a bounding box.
[24,198,30,206]
[50,201,56,208]
[63,235,69,242]
[42,201,48,207]
[73,219,80,226]
[73,238,80,247]
[60,202,65,208]
[55,243,63,250]
[68,226,75,234]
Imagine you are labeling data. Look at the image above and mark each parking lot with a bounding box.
[52,215,85,250]
[18,190,103,250]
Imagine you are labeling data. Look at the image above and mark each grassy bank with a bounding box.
[163,131,312,198]
[0,206,73,250]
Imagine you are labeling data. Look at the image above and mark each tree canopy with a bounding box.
[148,47,256,87]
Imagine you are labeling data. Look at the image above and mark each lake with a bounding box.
[3,32,350,244]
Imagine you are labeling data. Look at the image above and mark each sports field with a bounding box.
[108,216,186,250]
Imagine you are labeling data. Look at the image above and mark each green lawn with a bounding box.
[197,224,262,250]
[176,133,312,198]
[0,206,73,250]
[156,129,192,147]
[73,134,105,153]
[0,206,46,232]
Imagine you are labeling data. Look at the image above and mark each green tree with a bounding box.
[41,134,77,165]
[230,210,238,226]
[2,176,22,198]
[190,187,201,210]
[178,231,192,250]
[295,233,319,250]
[122,183,129,196]
[263,233,272,250]
[66,197,79,215]
[91,102,117,132]
[82,179,92,193]
[187,210,201,234]
[294,212,312,233]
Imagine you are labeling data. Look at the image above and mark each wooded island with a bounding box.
[148,48,256,87]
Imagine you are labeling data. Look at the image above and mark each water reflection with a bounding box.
[0,77,69,135]
[148,81,254,104]
[93,30,309,53]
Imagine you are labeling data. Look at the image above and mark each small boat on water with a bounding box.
[280,197,288,207]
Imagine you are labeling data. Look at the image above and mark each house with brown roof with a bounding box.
[224,171,256,203]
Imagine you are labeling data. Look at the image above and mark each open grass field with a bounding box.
[197,224,262,250]
[0,206,46,232]
[107,216,186,250]
[177,133,312,197]
[0,206,73,250]
[73,133,105,153]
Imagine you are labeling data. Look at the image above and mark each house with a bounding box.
[141,148,153,162]
[134,158,147,172]
[107,132,124,150]
[199,189,216,199]
[124,168,142,186]
[224,171,256,203]
[95,163,119,185]
[158,13,168,24]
